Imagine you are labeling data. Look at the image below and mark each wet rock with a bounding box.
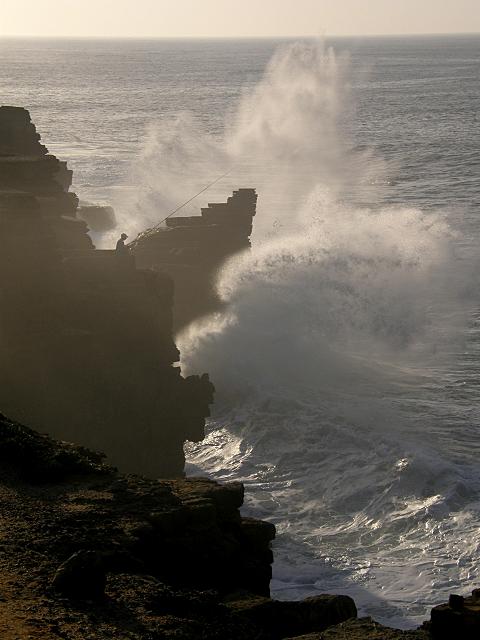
[52,550,106,600]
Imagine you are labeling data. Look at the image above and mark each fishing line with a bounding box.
[129,167,233,247]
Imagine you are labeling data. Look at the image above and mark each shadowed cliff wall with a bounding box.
[0,106,213,477]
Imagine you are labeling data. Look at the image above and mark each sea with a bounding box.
[1,35,480,629]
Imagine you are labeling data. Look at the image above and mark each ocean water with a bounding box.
[1,35,480,629]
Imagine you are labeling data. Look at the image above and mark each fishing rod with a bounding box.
[128,168,233,248]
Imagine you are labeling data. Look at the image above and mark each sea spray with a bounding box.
[109,42,383,242]
[117,40,477,628]
[177,41,466,386]
[178,42,478,629]
[179,197,460,392]
[107,113,229,242]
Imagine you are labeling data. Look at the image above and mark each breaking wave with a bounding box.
[125,40,480,628]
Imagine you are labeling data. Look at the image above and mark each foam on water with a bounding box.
[174,41,480,628]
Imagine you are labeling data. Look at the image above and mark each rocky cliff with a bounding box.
[0,413,361,640]
[0,106,213,477]
[132,188,257,332]
[1,414,478,639]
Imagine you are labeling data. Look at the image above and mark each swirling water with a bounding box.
[1,35,480,628]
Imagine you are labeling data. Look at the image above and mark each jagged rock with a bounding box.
[226,593,357,639]
[284,617,428,638]
[133,188,258,332]
[0,106,214,478]
[242,517,277,548]
[0,415,276,599]
[52,550,106,600]
[0,106,48,156]
[429,589,480,639]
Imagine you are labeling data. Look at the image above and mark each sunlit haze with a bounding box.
[1,0,479,38]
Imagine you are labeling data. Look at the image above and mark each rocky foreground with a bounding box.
[1,414,479,639]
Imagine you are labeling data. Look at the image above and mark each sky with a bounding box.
[1,0,479,38]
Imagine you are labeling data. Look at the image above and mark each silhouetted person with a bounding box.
[116,233,129,254]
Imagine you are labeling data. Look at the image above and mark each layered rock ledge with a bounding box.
[0,414,361,640]
[132,188,258,332]
[0,105,214,477]
[2,414,477,639]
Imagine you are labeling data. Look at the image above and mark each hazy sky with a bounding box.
[1,0,479,38]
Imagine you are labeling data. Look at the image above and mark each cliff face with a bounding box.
[0,414,275,638]
[132,188,257,333]
[0,414,365,640]
[0,106,213,477]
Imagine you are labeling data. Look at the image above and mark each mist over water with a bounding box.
[179,41,469,390]
[174,42,480,628]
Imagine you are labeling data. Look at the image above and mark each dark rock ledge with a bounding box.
[0,413,355,639]
[1,413,479,638]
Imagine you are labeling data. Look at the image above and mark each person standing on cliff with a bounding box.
[116,233,129,254]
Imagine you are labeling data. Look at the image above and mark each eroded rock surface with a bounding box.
[0,106,213,477]
[132,188,258,332]
[0,416,278,638]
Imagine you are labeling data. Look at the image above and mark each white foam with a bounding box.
[117,40,479,628]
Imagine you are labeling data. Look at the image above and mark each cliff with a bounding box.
[1,414,478,639]
[132,188,257,332]
[0,106,213,477]
[0,414,361,640]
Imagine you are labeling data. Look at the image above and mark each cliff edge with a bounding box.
[132,188,258,333]
[0,414,361,640]
[0,106,213,477]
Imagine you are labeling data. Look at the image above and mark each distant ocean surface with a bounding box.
[2,35,480,629]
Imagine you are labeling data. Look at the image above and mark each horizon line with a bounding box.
[1,31,479,40]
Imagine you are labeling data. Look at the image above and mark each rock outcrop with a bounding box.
[3,413,479,639]
[428,590,480,639]
[0,414,359,640]
[0,106,213,477]
[132,188,258,332]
